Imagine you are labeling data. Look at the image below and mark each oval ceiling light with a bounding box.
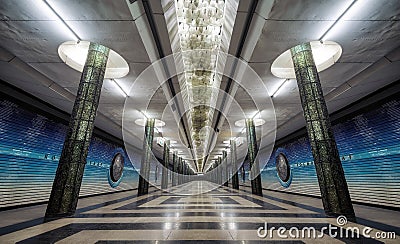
[134,118,166,127]
[234,118,266,127]
[271,41,342,79]
[58,41,129,79]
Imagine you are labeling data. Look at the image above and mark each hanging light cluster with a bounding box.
[163,0,238,171]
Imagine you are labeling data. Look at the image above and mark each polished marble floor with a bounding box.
[0,181,399,243]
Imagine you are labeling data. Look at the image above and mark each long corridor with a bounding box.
[1,182,399,243]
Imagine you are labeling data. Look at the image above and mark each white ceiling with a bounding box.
[0,0,399,170]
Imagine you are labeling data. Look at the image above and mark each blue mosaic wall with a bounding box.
[262,97,400,208]
[0,98,139,209]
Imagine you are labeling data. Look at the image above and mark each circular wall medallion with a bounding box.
[276,153,290,182]
[275,150,292,188]
[110,153,124,183]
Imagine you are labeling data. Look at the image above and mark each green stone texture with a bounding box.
[172,152,178,186]
[290,42,355,220]
[223,150,228,187]
[177,157,183,185]
[217,156,223,185]
[245,119,263,196]
[138,118,155,196]
[45,43,110,220]
[161,140,170,189]
[230,139,239,190]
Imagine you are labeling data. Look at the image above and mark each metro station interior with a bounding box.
[0,0,399,243]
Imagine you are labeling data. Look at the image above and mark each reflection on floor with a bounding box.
[0,181,399,243]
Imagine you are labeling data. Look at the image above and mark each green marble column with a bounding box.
[45,43,110,220]
[180,158,184,184]
[161,140,170,189]
[290,42,355,221]
[230,139,239,190]
[177,157,182,185]
[217,156,223,185]
[183,163,187,184]
[245,119,263,196]
[172,152,178,186]
[137,118,155,196]
[182,160,186,184]
[184,162,188,183]
[213,160,218,184]
[223,150,228,187]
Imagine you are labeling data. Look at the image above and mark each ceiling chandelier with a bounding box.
[163,0,238,171]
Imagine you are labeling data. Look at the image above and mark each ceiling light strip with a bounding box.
[43,0,81,41]
[110,79,128,97]
[319,0,358,41]
[271,79,289,98]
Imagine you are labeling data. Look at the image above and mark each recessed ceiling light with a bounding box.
[58,41,129,79]
[235,118,266,127]
[271,41,342,79]
[134,118,166,127]
[39,0,80,41]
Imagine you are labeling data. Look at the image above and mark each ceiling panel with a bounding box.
[46,0,133,21]
[66,20,150,63]
[268,0,350,21]
[250,20,331,63]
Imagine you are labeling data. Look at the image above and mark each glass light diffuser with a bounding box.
[58,41,129,79]
[271,41,342,79]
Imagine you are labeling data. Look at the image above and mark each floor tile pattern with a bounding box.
[0,181,399,243]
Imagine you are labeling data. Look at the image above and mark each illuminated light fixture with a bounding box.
[223,137,244,147]
[271,41,342,79]
[235,118,266,127]
[134,118,166,127]
[319,0,359,42]
[156,137,165,147]
[271,79,290,98]
[110,79,128,97]
[139,110,149,119]
[251,111,261,119]
[58,41,129,79]
[41,0,80,41]
[163,0,239,172]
